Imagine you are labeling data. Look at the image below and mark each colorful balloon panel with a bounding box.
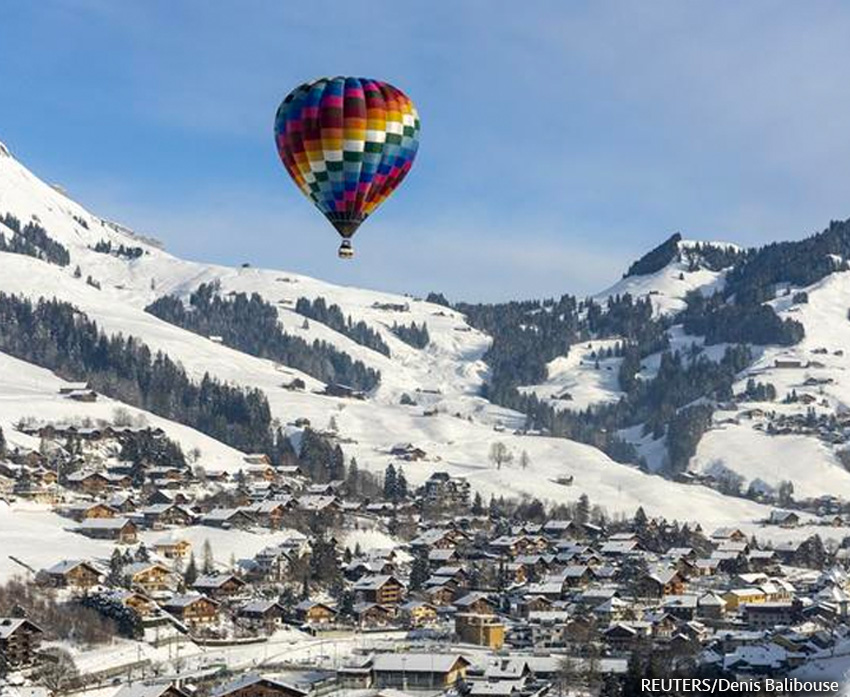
[274,77,420,240]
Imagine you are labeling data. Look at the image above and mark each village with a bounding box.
[1,411,850,697]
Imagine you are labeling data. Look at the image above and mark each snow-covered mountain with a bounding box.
[1,139,849,528]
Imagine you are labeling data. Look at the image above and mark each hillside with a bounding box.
[2,138,850,533]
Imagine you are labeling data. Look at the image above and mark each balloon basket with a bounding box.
[338,240,354,259]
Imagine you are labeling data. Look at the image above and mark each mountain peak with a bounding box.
[624,233,683,278]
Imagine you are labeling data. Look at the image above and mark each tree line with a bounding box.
[146,283,381,391]
[0,292,273,453]
[295,296,390,356]
[0,213,70,266]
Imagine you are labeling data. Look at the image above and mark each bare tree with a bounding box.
[35,648,78,693]
[519,450,531,470]
[489,442,513,470]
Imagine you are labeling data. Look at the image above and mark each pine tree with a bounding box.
[778,480,795,507]
[184,553,198,586]
[135,543,150,562]
[346,457,360,497]
[396,467,408,501]
[410,552,429,591]
[472,491,484,515]
[634,506,648,533]
[383,464,397,501]
[576,493,591,526]
[339,590,355,618]
[108,548,125,586]
[202,539,215,575]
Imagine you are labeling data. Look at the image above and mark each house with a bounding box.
[560,565,594,588]
[428,548,459,568]
[603,623,646,650]
[489,535,547,558]
[743,602,799,629]
[400,600,438,627]
[114,682,192,697]
[368,653,471,689]
[353,602,395,628]
[161,594,219,625]
[106,590,157,618]
[0,618,43,670]
[324,383,365,399]
[774,359,803,369]
[245,463,277,481]
[697,592,726,619]
[640,569,685,598]
[723,588,767,611]
[66,501,117,522]
[238,600,287,630]
[389,443,427,461]
[193,573,247,599]
[542,520,575,539]
[148,489,192,506]
[768,510,800,528]
[211,674,307,697]
[454,592,495,615]
[141,504,195,528]
[65,471,112,495]
[294,600,337,625]
[456,613,505,649]
[423,472,470,507]
[107,493,137,513]
[247,500,293,529]
[711,527,747,542]
[77,517,138,543]
[600,540,640,556]
[424,584,457,606]
[410,528,467,551]
[59,382,90,395]
[201,508,255,529]
[42,560,101,588]
[252,545,294,582]
[153,538,192,560]
[124,562,176,595]
[353,575,406,605]
[67,389,98,402]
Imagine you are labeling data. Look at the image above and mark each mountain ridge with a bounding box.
[1,140,850,526]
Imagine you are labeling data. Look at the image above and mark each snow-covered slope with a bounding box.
[596,239,734,316]
[0,140,821,526]
[687,269,850,499]
[0,351,246,473]
[518,339,625,412]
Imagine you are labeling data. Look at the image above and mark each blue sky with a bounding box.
[3,1,850,300]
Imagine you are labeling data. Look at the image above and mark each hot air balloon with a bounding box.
[274,77,420,258]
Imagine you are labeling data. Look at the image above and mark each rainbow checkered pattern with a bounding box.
[274,77,420,239]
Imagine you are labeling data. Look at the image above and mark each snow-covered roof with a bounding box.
[211,674,305,697]
[113,683,186,697]
[370,653,470,673]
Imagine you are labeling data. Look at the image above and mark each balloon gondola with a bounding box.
[274,76,421,258]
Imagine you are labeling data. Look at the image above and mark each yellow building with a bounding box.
[723,588,766,611]
[455,613,506,649]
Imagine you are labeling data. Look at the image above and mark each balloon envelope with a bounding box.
[274,77,421,253]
